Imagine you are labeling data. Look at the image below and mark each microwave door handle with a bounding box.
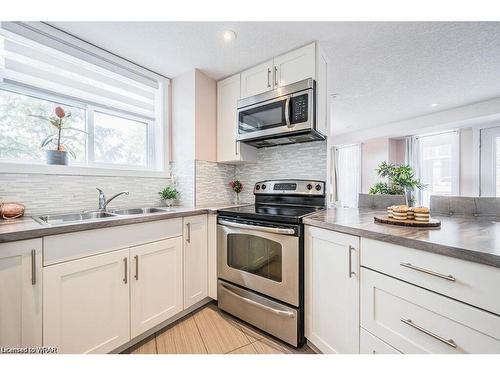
[285,96,292,128]
[218,219,295,235]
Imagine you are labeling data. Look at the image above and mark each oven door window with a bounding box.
[238,99,286,135]
[227,234,282,282]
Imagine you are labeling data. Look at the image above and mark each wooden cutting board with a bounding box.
[374,215,441,228]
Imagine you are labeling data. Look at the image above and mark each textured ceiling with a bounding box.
[49,22,500,136]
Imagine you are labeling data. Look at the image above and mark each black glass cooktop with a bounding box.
[218,204,323,224]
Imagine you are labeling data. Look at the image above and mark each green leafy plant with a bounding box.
[158,186,179,201]
[30,106,87,158]
[368,162,426,205]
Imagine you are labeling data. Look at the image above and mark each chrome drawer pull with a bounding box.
[31,249,36,285]
[348,245,356,278]
[401,318,457,349]
[123,257,128,284]
[400,262,456,282]
[134,255,139,281]
[221,283,295,318]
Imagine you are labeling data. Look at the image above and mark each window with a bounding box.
[334,144,362,207]
[0,22,168,174]
[417,131,460,206]
[479,125,500,197]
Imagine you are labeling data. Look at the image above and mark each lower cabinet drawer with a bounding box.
[360,267,500,354]
[361,238,500,315]
[360,328,400,354]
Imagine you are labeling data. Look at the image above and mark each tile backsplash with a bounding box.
[235,141,327,203]
[195,160,236,206]
[0,141,327,214]
[0,173,171,215]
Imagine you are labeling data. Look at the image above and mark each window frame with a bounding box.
[0,82,169,178]
[416,130,460,206]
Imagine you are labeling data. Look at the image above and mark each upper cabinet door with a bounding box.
[274,43,316,87]
[43,248,130,354]
[130,237,183,339]
[217,74,240,162]
[183,215,208,309]
[240,59,273,98]
[0,239,42,348]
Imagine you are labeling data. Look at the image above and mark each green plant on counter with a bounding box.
[158,186,179,201]
[368,162,426,205]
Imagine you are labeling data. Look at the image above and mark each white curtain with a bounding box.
[334,144,361,208]
[405,136,421,205]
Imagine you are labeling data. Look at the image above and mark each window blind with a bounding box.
[0,22,162,120]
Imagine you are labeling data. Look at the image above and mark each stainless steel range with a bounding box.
[217,179,326,347]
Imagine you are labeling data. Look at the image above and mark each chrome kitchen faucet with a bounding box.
[96,188,129,210]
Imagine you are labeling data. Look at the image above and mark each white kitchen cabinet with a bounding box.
[0,239,42,348]
[43,248,130,354]
[217,73,257,164]
[183,214,208,309]
[240,59,273,98]
[274,43,316,88]
[305,226,360,354]
[360,268,500,353]
[360,328,401,354]
[130,237,183,338]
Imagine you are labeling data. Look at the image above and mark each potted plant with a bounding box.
[158,186,179,207]
[229,180,243,204]
[368,162,426,206]
[32,106,87,165]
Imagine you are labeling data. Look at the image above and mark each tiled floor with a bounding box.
[123,303,316,354]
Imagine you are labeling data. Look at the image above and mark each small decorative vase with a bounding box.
[46,150,68,165]
[234,193,240,205]
[164,198,175,207]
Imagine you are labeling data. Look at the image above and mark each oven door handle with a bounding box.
[218,219,296,235]
[220,283,295,318]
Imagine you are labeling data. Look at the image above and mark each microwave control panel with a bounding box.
[291,94,308,124]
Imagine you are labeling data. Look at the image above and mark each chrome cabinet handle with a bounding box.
[186,223,191,243]
[134,255,139,281]
[274,66,278,86]
[221,283,295,318]
[401,318,457,349]
[235,140,239,156]
[348,245,356,278]
[284,97,291,128]
[218,219,296,235]
[400,262,456,282]
[123,257,128,284]
[267,68,271,88]
[31,249,36,285]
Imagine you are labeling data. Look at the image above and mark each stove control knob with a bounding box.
[315,184,322,191]
[262,184,267,190]
[255,185,261,190]
[306,184,313,190]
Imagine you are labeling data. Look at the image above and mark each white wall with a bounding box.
[171,70,196,162]
[361,138,405,193]
[194,69,217,162]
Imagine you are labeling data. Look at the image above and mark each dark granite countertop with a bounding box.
[0,203,250,243]
[303,208,500,268]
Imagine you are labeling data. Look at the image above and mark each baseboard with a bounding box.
[111,297,214,354]
[306,339,323,354]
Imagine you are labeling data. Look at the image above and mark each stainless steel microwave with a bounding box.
[237,78,325,148]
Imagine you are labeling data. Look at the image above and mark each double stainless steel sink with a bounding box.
[35,207,176,225]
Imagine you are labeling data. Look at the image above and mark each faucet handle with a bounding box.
[96,187,104,194]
